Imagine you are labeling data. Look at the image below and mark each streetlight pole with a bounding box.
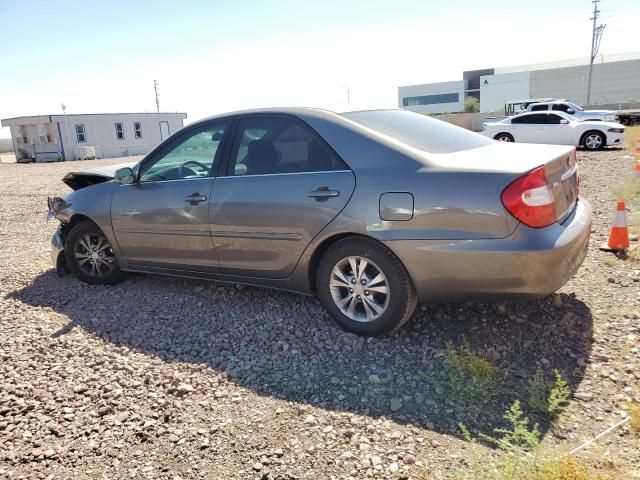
[586,0,605,105]
[154,80,160,113]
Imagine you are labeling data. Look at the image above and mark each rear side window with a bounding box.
[229,116,348,176]
[530,104,548,111]
[342,110,493,154]
[512,114,547,124]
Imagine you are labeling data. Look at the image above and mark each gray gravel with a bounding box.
[1,150,639,479]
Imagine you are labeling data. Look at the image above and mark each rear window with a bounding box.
[342,110,493,154]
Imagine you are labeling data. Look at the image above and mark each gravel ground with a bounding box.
[1,150,639,479]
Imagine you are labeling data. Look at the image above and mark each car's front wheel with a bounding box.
[316,237,417,336]
[64,220,125,285]
[581,131,606,150]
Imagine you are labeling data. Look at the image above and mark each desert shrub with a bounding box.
[464,96,480,113]
[444,340,498,406]
[528,368,571,419]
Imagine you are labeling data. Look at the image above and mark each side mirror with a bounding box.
[566,109,575,114]
[114,167,135,184]
[560,119,570,125]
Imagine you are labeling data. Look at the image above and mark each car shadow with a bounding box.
[9,270,593,441]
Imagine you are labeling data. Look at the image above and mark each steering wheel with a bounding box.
[179,160,210,178]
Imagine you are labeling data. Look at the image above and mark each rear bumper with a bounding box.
[386,199,592,302]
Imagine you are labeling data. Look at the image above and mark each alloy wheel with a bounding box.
[584,134,603,149]
[73,233,116,278]
[329,256,390,323]
[497,135,512,142]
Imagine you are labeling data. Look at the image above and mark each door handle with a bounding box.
[308,187,339,202]
[185,193,208,205]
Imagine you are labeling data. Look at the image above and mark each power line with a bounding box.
[586,0,606,105]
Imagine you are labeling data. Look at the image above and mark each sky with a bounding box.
[1,0,640,138]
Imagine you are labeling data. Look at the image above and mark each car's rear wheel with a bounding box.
[494,133,514,142]
[581,131,605,150]
[64,220,125,285]
[316,237,417,336]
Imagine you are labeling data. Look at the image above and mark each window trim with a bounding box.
[136,119,232,183]
[133,121,142,139]
[115,122,125,140]
[221,113,351,178]
[75,124,86,143]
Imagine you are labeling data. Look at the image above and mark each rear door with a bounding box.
[209,115,355,278]
[510,114,546,143]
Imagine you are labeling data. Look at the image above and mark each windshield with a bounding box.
[567,102,583,111]
[342,110,493,154]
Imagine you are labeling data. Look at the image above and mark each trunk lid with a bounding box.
[429,142,579,224]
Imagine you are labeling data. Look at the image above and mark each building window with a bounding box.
[39,135,47,143]
[134,122,142,139]
[115,122,125,140]
[75,124,86,143]
[47,135,52,143]
[402,93,460,107]
[23,136,27,143]
[16,137,22,144]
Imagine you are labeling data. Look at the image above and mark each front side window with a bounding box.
[115,122,124,140]
[134,122,142,139]
[552,104,572,113]
[139,122,228,182]
[75,124,86,143]
[229,116,347,176]
[546,114,565,124]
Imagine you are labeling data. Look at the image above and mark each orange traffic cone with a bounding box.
[606,201,630,252]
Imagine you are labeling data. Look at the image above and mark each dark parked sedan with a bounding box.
[47,108,591,336]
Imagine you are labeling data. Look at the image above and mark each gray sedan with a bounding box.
[47,108,591,336]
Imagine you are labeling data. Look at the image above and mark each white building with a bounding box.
[1,112,187,162]
[399,52,640,114]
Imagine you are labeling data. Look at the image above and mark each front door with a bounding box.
[159,121,170,141]
[209,115,355,279]
[111,120,230,270]
[541,113,573,145]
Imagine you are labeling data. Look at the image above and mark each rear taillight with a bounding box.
[501,166,556,228]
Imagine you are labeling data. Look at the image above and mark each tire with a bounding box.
[64,220,126,285]
[316,237,417,336]
[581,130,606,150]
[494,133,514,142]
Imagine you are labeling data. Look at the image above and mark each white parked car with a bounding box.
[526,100,618,122]
[482,111,625,150]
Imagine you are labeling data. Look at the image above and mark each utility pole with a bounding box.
[586,0,606,105]
[154,80,160,113]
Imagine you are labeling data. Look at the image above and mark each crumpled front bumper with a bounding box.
[51,225,68,276]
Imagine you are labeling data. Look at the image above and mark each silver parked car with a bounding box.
[47,108,591,336]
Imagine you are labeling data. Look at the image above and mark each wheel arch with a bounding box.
[580,129,607,148]
[307,232,414,294]
[494,132,514,141]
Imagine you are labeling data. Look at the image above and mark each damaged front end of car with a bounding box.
[46,196,73,277]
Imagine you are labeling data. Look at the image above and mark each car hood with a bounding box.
[583,109,616,114]
[62,162,135,190]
